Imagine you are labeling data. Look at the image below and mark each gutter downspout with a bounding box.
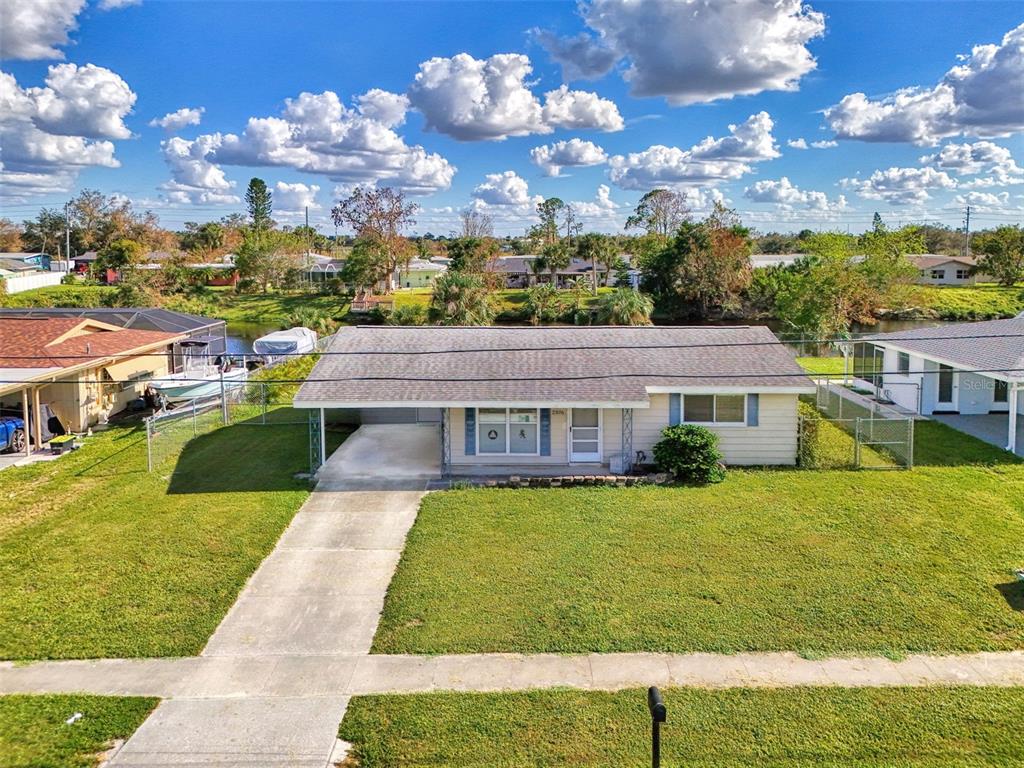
[21,387,30,458]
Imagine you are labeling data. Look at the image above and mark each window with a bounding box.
[897,352,910,375]
[956,269,970,280]
[930,269,945,279]
[994,380,1009,403]
[477,408,538,454]
[683,394,745,424]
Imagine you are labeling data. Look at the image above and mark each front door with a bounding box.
[936,364,958,412]
[570,408,601,462]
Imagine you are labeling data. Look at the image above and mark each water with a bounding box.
[225,321,281,355]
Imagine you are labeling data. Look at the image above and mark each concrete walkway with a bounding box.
[4,651,1024,697]
[932,412,1024,457]
[103,478,426,766]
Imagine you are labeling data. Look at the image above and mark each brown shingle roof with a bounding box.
[295,325,813,407]
[0,317,182,369]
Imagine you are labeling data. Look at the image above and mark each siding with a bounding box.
[450,407,569,465]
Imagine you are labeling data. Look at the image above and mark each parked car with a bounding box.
[0,416,27,453]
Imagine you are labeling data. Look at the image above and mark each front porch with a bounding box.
[930,413,1024,457]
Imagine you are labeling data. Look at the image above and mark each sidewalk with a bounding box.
[5,651,1024,698]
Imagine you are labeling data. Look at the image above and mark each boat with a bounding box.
[148,365,248,403]
[252,327,318,362]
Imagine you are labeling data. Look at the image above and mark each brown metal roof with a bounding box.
[295,325,813,407]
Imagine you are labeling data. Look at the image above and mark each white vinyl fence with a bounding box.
[1,271,63,294]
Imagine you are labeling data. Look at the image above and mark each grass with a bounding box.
[0,284,116,308]
[373,422,1024,657]
[796,356,847,376]
[340,686,1024,767]
[0,695,157,768]
[910,284,1024,321]
[0,414,342,660]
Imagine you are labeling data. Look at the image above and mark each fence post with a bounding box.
[854,418,861,468]
[262,382,267,425]
[192,399,197,437]
[906,417,915,470]
[220,371,228,426]
[146,418,152,472]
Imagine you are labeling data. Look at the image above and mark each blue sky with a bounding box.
[1,0,1022,235]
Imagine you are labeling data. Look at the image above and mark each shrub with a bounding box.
[652,424,726,484]
[386,304,428,325]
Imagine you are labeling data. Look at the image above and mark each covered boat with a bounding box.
[252,327,318,361]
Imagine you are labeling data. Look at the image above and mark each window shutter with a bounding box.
[539,408,551,456]
[746,394,759,427]
[464,408,476,455]
[669,393,681,426]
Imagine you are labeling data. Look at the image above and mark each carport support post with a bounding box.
[21,387,30,457]
[319,408,326,468]
[1008,385,1019,453]
[32,387,42,451]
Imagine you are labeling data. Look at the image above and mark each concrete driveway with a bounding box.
[109,449,427,766]
[931,413,1023,457]
[316,423,440,488]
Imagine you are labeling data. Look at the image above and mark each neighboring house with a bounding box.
[307,255,347,285]
[398,258,446,288]
[907,254,987,285]
[295,325,815,474]
[857,318,1023,452]
[0,253,64,293]
[0,307,228,374]
[0,317,184,442]
[489,255,625,289]
[750,253,804,269]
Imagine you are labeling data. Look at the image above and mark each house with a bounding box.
[856,318,1023,453]
[295,325,815,475]
[0,254,65,294]
[398,258,446,288]
[0,307,228,374]
[0,252,51,270]
[488,254,634,289]
[0,317,185,445]
[750,253,804,269]
[906,254,986,285]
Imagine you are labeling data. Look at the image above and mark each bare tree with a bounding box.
[331,187,418,293]
[460,209,494,238]
[625,189,691,237]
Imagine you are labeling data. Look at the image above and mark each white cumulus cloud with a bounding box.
[919,140,1023,186]
[274,181,321,212]
[743,176,847,211]
[840,167,958,205]
[158,135,239,205]
[172,88,455,198]
[536,0,825,106]
[150,106,204,132]
[407,52,623,141]
[471,170,540,207]
[0,0,85,60]
[530,138,608,177]
[811,140,838,149]
[824,23,1024,144]
[607,112,780,190]
[787,138,809,149]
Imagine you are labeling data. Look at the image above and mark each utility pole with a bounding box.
[64,201,71,262]
[963,205,972,258]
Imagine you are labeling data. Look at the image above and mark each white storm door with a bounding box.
[569,408,602,462]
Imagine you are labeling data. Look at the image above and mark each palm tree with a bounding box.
[594,288,654,326]
[428,271,494,325]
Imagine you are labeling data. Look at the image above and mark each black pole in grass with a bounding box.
[648,686,666,768]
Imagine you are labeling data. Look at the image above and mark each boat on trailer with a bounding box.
[148,365,248,403]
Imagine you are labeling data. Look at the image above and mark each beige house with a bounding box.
[296,326,814,475]
[907,254,987,285]
[0,317,183,447]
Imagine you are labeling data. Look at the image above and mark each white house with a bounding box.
[295,325,815,476]
[858,318,1023,453]
[907,254,987,286]
[398,258,446,288]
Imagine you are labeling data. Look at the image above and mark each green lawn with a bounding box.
[373,422,1024,657]
[912,284,1024,321]
[0,415,343,660]
[340,687,1024,767]
[796,356,847,376]
[0,284,116,308]
[0,695,157,768]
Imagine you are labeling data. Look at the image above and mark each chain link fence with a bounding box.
[799,383,914,470]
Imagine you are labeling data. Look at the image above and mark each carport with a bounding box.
[314,423,441,486]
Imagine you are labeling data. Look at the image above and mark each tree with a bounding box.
[640,207,752,319]
[69,189,114,251]
[524,283,568,325]
[594,288,654,325]
[288,225,330,253]
[97,238,144,274]
[575,232,617,288]
[0,218,25,252]
[22,208,68,256]
[539,239,570,283]
[180,221,225,256]
[332,186,418,293]
[625,189,690,236]
[872,212,886,232]
[612,256,632,288]
[973,225,1024,286]
[234,230,303,292]
[532,197,566,245]
[428,271,493,325]
[460,209,494,238]
[245,178,273,237]
[445,237,497,274]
